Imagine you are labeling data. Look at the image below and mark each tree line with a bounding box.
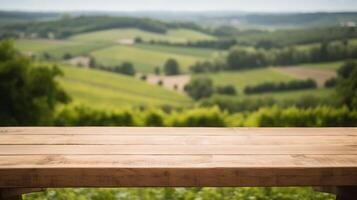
[0,16,210,39]
[190,40,357,73]
[244,79,317,95]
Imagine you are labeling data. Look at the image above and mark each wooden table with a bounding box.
[0,127,357,200]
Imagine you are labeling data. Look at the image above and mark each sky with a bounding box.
[0,0,357,12]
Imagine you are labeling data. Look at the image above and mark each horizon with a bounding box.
[1,0,357,12]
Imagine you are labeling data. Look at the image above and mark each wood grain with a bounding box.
[0,127,356,188]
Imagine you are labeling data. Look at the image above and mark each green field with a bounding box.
[194,67,336,99]
[15,28,220,73]
[195,68,296,91]
[57,64,191,110]
[299,60,355,70]
[70,28,215,43]
[91,44,218,73]
[14,39,75,53]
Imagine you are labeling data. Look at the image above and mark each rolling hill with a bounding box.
[70,28,215,43]
[56,64,192,110]
[91,44,221,73]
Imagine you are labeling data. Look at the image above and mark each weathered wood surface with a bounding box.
[0,127,356,188]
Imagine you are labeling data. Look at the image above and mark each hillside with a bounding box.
[70,28,215,43]
[91,44,221,73]
[194,67,335,99]
[0,15,212,39]
[15,32,221,73]
[57,64,192,109]
[194,68,295,91]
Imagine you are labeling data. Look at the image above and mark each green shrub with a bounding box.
[184,77,214,100]
[168,107,227,127]
[244,79,317,94]
[244,106,357,127]
[216,85,237,96]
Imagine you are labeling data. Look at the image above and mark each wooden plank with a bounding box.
[0,127,356,188]
[0,135,356,145]
[1,155,357,168]
[1,167,357,188]
[1,127,357,136]
[0,144,356,155]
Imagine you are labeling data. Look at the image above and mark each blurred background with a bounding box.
[0,0,356,199]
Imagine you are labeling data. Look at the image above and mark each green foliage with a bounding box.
[184,77,214,100]
[225,40,357,70]
[216,85,237,96]
[24,187,334,200]
[338,60,357,78]
[89,56,97,68]
[244,79,317,94]
[244,106,357,127]
[116,62,136,76]
[0,40,70,126]
[169,107,226,127]
[227,48,268,70]
[63,53,72,60]
[154,66,161,75]
[164,58,180,75]
[237,26,357,47]
[54,106,134,126]
[93,61,136,76]
[200,94,338,113]
[144,110,165,126]
[336,61,357,109]
[49,105,357,127]
[324,77,337,88]
[189,60,224,73]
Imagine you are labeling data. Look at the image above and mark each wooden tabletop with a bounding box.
[0,127,357,188]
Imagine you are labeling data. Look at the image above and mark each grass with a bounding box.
[57,64,191,110]
[70,28,215,44]
[91,45,210,73]
[299,60,355,70]
[194,68,335,99]
[195,68,296,91]
[14,39,74,53]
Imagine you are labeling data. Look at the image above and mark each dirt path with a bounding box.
[144,74,190,92]
[274,67,336,87]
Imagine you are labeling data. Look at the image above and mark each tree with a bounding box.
[42,52,51,60]
[184,77,214,100]
[324,78,337,88]
[164,59,180,75]
[338,61,357,79]
[216,85,237,96]
[336,61,357,109]
[0,40,70,126]
[120,62,136,76]
[89,57,96,68]
[154,66,161,75]
[63,53,72,60]
[134,37,143,43]
[140,74,147,81]
[226,48,267,70]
